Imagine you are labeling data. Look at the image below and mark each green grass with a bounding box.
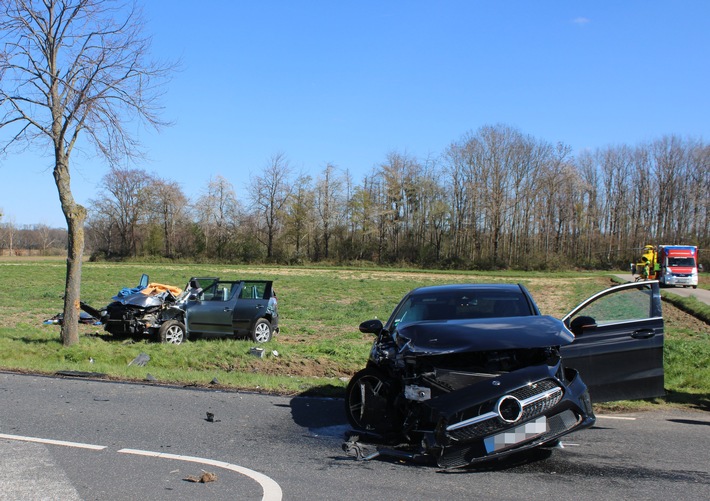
[0,259,708,410]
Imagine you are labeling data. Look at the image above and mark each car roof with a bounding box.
[407,283,524,296]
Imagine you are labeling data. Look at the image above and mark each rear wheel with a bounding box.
[251,319,272,343]
[158,320,186,344]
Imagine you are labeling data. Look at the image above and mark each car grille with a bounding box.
[445,379,563,442]
[437,409,580,469]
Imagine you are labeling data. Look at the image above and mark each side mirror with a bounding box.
[359,319,383,334]
[569,315,597,336]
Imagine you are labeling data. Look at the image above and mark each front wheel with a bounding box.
[251,318,272,343]
[345,367,401,434]
[158,320,186,344]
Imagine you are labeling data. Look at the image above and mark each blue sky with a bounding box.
[2,1,709,228]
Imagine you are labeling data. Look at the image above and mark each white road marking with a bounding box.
[0,433,283,501]
[119,448,283,501]
[595,415,637,420]
[0,433,107,450]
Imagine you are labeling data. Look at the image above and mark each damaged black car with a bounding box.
[344,281,664,468]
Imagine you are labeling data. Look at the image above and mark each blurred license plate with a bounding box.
[484,416,548,453]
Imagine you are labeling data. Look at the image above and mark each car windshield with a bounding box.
[667,257,695,267]
[391,289,531,327]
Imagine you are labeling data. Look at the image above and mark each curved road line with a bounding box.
[0,433,282,501]
[119,448,283,501]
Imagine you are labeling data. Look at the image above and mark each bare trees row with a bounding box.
[82,126,709,270]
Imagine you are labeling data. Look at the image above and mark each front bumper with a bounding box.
[424,365,595,468]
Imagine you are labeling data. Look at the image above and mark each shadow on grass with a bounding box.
[18,332,128,344]
[663,389,710,411]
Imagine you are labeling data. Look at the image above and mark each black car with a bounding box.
[82,275,279,344]
[343,281,664,468]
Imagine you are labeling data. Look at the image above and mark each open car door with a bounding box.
[560,281,664,403]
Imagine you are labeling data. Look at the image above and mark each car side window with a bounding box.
[570,287,653,325]
[200,282,231,301]
[239,281,267,299]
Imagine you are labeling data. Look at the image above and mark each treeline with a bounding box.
[0,223,68,256]
[4,125,708,269]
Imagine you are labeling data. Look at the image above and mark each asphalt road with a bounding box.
[615,274,710,305]
[1,372,709,501]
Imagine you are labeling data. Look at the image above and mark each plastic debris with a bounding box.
[128,353,150,366]
[249,347,265,358]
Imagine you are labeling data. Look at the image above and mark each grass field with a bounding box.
[1,258,708,411]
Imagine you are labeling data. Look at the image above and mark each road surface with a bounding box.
[614,274,710,305]
[1,373,708,500]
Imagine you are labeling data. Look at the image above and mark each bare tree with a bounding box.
[150,178,188,258]
[249,153,292,260]
[196,175,240,260]
[315,163,344,260]
[283,172,314,261]
[91,166,155,256]
[0,216,16,255]
[0,0,173,345]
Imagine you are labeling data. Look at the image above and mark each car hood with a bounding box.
[110,292,163,308]
[394,315,574,355]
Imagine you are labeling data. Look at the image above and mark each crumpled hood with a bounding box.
[395,315,574,355]
[110,292,163,308]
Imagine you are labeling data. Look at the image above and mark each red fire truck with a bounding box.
[633,244,699,288]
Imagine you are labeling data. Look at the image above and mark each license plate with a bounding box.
[484,416,548,453]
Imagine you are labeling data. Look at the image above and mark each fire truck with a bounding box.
[633,244,699,288]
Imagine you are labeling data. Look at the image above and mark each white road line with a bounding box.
[0,433,107,450]
[595,415,637,420]
[119,448,283,501]
[0,433,283,501]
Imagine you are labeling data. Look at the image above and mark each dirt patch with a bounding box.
[246,355,351,378]
[662,301,709,337]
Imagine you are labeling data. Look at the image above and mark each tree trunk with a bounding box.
[61,215,85,346]
[54,157,86,347]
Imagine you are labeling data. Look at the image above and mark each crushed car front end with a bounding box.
[413,356,595,468]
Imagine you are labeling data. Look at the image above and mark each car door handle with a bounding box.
[223,308,232,312]
[255,305,264,309]
[631,329,655,339]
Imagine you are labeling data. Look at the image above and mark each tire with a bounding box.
[344,367,400,434]
[158,320,186,344]
[251,318,272,343]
